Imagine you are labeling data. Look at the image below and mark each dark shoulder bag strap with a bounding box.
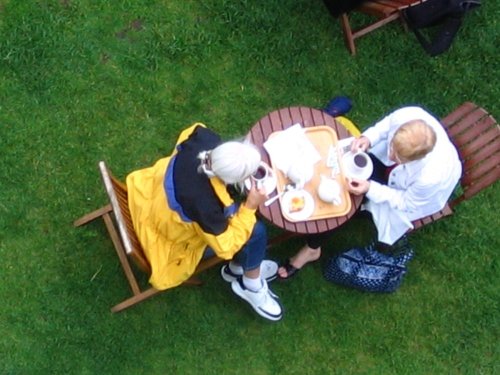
[412,14,464,56]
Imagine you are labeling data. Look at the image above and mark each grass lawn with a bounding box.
[0,0,498,374]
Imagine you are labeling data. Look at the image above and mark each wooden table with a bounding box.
[247,106,363,235]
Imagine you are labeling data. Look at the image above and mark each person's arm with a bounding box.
[366,178,437,214]
[362,112,393,149]
[195,205,256,260]
[195,182,267,260]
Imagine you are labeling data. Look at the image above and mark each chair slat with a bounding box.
[445,109,488,139]
[462,153,500,186]
[461,169,500,202]
[100,162,133,255]
[454,124,499,160]
[361,3,398,16]
[441,102,477,127]
[450,112,494,141]
[462,139,499,167]
[411,204,453,231]
[445,103,500,206]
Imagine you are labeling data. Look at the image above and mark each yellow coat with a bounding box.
[126,124,257,290]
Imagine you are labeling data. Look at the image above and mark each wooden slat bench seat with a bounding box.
[410,102,499,232]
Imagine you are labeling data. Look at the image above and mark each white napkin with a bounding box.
[337,136,355,153]
[263,123,321,175]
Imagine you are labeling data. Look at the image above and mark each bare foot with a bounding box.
[277,245,321,279]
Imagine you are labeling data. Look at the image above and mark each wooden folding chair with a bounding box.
[340,0,427,55]
[74,161,222,313]
[411,102,500,231]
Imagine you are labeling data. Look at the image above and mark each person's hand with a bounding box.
[346,177,370,195]
[244,180,268,210]
[350,136,370,153]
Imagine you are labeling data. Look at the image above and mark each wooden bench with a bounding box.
[340,0,427,55]
[409,102,499,232]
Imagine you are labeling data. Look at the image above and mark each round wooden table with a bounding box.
[247,106,363,235]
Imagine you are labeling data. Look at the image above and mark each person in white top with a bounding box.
[277,106,462,280]
[348,106,462,245]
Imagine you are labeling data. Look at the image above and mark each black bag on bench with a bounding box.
[322,0,366,17]
[402,0,481,56]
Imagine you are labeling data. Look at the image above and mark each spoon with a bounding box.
[264,184,294,207]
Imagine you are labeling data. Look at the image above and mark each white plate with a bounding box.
[341,151,374,180]
[244,167,277,195]
[281,189,315,221]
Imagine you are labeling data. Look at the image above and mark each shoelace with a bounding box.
[260,280,279,300]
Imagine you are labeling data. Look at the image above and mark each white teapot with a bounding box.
[317,175,342,205]
[287,159,313,188]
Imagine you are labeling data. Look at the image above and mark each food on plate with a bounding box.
[289,195,305,213]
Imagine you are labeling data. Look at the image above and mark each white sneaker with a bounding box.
[221,260,278,283]
[231,278,283,321]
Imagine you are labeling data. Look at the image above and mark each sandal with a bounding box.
[277,259,301,281]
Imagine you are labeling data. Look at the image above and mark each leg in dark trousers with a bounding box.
[368,153,390,184]
[277,230,337,280]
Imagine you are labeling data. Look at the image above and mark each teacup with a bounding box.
[251,162,269,189]
[345,151,370,174]
[353,152,369,169]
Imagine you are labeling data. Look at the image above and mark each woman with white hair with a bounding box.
[126,123,282,321]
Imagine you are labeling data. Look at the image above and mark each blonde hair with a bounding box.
[198,141,261,184]
[392,120,437,162]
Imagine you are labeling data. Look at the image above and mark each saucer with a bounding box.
[281,189,315,222]
[341,151,373,180]
[244,167,277,195]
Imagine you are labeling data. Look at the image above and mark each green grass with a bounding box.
[0,0,498,374]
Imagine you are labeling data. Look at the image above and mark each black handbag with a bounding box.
[402,0,481,56]
[324,239,415,293]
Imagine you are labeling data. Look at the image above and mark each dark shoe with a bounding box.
[277,259,301,281]
[323,96,352,117]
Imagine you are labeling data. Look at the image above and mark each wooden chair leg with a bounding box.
[73,204,112,227]
[111,287,161,313]
[399,10,410,32]
[354,12,400,38]
[340,13,356,55]
[103,213,141,295]
[183,277,203,286]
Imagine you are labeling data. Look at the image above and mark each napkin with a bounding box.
[263,124,321,175]
[337,136,355,153]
